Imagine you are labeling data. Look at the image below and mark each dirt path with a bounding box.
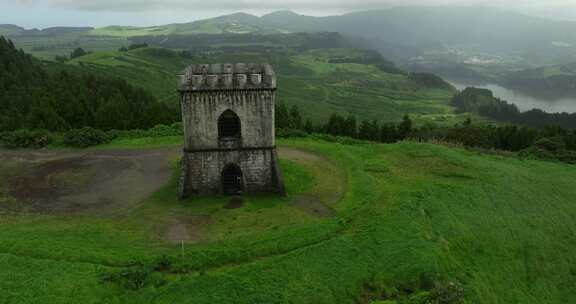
[0,148,179,214]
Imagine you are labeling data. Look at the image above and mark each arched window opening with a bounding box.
[221,164,243,195]
[218,110,241,139]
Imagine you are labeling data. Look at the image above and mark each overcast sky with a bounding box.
[2,0,576,28]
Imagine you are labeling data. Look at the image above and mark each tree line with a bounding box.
[453,87,576,129]
[276,103,576,164]
[0,36,179,132]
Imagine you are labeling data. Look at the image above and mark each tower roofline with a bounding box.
[179,63,276,91]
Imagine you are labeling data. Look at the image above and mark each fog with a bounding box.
[3,0,576,28]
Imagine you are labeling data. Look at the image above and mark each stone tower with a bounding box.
[178,63,285,199]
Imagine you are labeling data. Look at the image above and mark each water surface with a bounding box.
[450,81,576,114]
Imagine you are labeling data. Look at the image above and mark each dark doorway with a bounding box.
[218,110,241,139]
[221,164,243,195]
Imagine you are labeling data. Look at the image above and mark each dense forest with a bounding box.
[0,36,178,132]
[277,103,576,164]
[452,88,576,129]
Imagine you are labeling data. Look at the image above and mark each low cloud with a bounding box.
[14,0,576,12]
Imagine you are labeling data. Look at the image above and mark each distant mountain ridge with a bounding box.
[4,6,576,68]
[88,12,283,37]
[0,24,93,36]
[93,7,576,65]
[5,7,576,50]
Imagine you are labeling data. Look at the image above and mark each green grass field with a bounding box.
[61,47,456,124]
[1,137,575,303]
[9,34,128,59]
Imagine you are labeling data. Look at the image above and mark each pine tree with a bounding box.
[399,115,413,139]
[275,103,290,129]
[344,115,357,138]
[289,106,303,130]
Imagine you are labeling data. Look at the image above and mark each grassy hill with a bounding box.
[1,137,575,303]
[64,48,188,104]
[81,8,576,66]
[62,47,456,124]
[89,13,280,37]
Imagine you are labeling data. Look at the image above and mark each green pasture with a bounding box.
[63,47,455,123]
[0,137,576,303]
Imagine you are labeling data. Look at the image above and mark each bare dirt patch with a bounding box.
[288,195,337,218]
[0,148,179,214]
[165,215,212,244]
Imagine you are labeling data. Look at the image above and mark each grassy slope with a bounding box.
[67,48,188,103]
[9,33,128,59]
[66,47,456,123]
[0,138,576,303]
[88,13,275,37]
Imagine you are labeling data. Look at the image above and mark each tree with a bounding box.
[0,39,176,132]
[325,113,346,136]
[399,115,413,139]
[275,103,290,129]
[304,120,315,134]
[344,115,357,138]
[289,106,303,130]
[128,43,148,50]
[380,124,399,143]
[54,55,68,63]
[70,47,87,59]
[359,119,379,141]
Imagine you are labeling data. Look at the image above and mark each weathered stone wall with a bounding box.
[178,63,284,198]
[181,90,275,150]
[182,148,278,195]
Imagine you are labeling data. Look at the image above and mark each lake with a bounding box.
[450,81,576,114]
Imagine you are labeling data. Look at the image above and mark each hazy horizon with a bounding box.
[3,0,576,29]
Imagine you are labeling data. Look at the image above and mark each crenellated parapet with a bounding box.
[179,63,276,91]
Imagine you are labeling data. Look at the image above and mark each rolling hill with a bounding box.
[89,13,281,37]
[81,7,576,66]
[6,5,576,101]
[0,24,94,37]
[501,63,576,98]
[61,45,456,124]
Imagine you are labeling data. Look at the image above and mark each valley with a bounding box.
[55,45,456,124]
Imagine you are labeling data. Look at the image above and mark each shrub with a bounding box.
[107,123,183,139]
[70,47,88,59]
[533,137,565,152]
[99,264,165,291]
[276,128,308,138]
[128,43,148,50]
[429,281,465,304]
[148,123,183,137]
[63,127,111,148]
[107,129,149,139]
[520,137,576,164]
[0,129,52,149]
[100,258,172,291]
